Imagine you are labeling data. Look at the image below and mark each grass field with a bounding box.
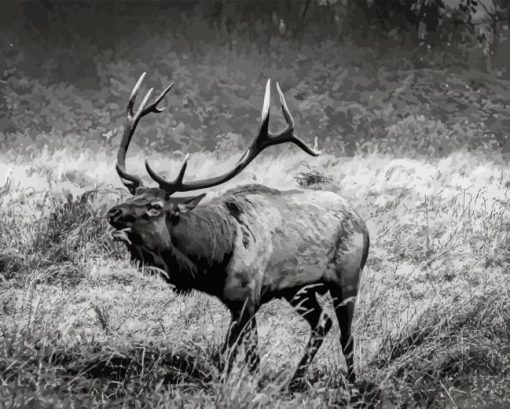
[1,146,509,408]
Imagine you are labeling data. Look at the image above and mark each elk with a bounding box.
[107,73,369,388]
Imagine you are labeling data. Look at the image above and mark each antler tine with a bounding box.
[145,79,319,196]
[115,73,174,194]
[270,82,320,156]
[145,153,190,192]
[276,82,294,130]
[127,72,146,117]
[259,79,271,136]
[143,83,175,115]
[135,88,154,118]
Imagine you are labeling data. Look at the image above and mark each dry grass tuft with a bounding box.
[294,162,332,188]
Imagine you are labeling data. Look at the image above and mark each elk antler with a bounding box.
[116,72,174,194]
[145,79,320,195]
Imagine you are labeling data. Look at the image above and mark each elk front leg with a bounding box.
[286,291,332,390]
[222,304,260,373]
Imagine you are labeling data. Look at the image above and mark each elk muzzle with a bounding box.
[107,205,135,229]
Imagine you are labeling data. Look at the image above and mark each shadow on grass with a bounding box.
[54,343,215,388]
[0,338,218,404]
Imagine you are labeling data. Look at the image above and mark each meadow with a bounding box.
[1,145,509,408]
[1,3,510,407]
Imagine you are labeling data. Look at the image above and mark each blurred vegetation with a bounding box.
[1,0,510,158]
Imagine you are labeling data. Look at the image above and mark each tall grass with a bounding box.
[0,147,509,408]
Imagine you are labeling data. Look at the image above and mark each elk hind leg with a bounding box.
[330,286,357,384]
[287,290,332,389]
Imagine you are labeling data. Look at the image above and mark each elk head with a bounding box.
[107,73,320,251]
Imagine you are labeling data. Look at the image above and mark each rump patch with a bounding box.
[326,228,365,294]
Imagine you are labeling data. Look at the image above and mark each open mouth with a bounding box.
[108,227,133,245]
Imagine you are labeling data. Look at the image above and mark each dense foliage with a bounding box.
[1,0,510,158]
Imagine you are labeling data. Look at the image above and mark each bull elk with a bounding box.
[107,73,370,388]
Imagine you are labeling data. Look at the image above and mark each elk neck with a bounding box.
[160,204,236,296]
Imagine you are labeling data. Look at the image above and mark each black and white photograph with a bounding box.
[0,0,509,407]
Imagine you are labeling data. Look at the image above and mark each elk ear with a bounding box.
[176,193,207,213]
[122,181,138,195]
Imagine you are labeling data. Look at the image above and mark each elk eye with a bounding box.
[150,203,162,211]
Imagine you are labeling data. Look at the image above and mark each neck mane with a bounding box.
[128,205,235,296]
